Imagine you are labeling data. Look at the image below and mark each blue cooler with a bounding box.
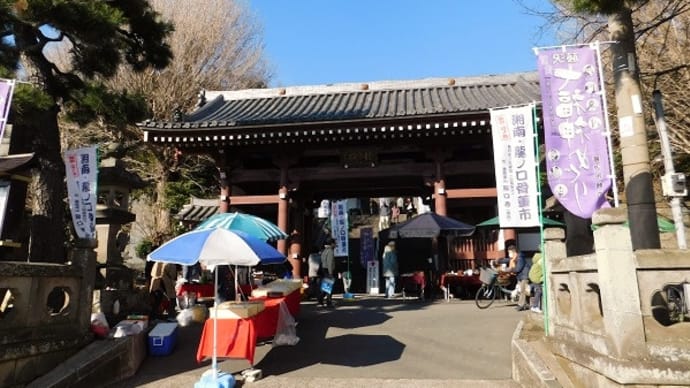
[148,322,178,356]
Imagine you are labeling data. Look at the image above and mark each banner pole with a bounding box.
[594,40,620,207]
[531,103,549,336]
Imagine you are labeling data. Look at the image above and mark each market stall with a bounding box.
[196,279,302,362]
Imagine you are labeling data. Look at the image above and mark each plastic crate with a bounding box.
[148,322,178,356]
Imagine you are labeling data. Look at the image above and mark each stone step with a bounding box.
[245,377,523,388]
[130,376,523,388]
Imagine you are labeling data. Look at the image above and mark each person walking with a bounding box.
[318,238,336,307]
[382,241,399,298]
[497,243,532,311]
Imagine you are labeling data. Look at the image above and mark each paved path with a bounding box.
[114,295,525,387]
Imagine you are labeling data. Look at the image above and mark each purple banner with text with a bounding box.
[537,46,612,218]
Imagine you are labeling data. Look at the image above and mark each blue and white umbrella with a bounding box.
[147,227,285,267]
[147,228,285,384]
[195,212,288,242]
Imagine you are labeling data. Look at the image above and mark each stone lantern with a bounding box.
[94,156,147,319]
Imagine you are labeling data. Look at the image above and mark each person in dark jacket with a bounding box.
[497,243,532,311]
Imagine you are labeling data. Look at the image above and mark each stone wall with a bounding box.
[538,207,690,386]
[0,244,96,387]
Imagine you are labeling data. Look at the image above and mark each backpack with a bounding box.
[528,253,543,284]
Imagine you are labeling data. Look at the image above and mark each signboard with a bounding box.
[490,104,540,227]
[537,45,612,218]
[0,79,15,144]
[330,200,349,257]
[359,227,374,266]
[366,260,379,295]
[64,146,98,239]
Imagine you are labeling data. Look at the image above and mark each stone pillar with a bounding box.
[543,227,566,330]
[70,239,97,335]
[592,207,646,358]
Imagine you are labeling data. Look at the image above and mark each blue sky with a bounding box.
[249,0,560,87]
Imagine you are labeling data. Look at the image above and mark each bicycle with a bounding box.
[475,266,520,309]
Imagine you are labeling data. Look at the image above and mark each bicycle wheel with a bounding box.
[475,284,497,309]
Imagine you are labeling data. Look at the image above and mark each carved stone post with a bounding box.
[592,207,646,358]
[70,238,97,335]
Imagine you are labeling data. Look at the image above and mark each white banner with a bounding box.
[330,200,349,256]
[64,146,98,239]
[490,104,540,228]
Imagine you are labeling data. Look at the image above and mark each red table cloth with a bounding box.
[196,288,302,363]
[196,317,256,364]
[249,289,301,339]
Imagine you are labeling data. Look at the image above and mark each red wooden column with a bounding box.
[219,167,230,214]
[433,160,447,216]
[276,165,289,255]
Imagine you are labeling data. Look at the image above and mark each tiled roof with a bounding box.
[175,197,219,222]
[141,72,540,131]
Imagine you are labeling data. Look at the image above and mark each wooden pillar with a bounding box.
[218,167,230,214]
[277,166,289,255]
[288,229,302,279]
[433,160,447,216]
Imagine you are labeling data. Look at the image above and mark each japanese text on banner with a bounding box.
[490,104,539,228]
[64,146,98,239]
[330,200,349,257]
[537,46,612,218]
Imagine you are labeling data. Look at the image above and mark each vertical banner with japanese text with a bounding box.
[490,104,540,227]
[536,45,612,218]
[330,200,349,257]
[0,79,15,143]
[64,146,98,239]
[359,227,374,266]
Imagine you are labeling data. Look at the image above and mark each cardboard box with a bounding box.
[210,301,265,319]
[148,322,178,356]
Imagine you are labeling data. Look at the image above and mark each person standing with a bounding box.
[307,246,322,300]
[318,238,336,307]
[391,203,401,224]
[149,261,179,318]
[528,252,544,313]
[378,202,391,231]
[382,241,399,298]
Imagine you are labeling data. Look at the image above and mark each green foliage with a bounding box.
[562,0,627,14]
[64,83,150,129]
[2,0,173,121]
[0,0,173,260]
[135,238,155,259]
[164,158,218,214]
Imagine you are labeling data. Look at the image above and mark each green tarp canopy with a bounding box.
[476,215,565,228]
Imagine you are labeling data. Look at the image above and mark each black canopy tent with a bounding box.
[378,213,476,294]
[379,212,476,240]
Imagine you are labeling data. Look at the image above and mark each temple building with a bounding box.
[139,72,542,277]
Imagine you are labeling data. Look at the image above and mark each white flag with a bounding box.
[490,104,540,228]
[64,146,98,239]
